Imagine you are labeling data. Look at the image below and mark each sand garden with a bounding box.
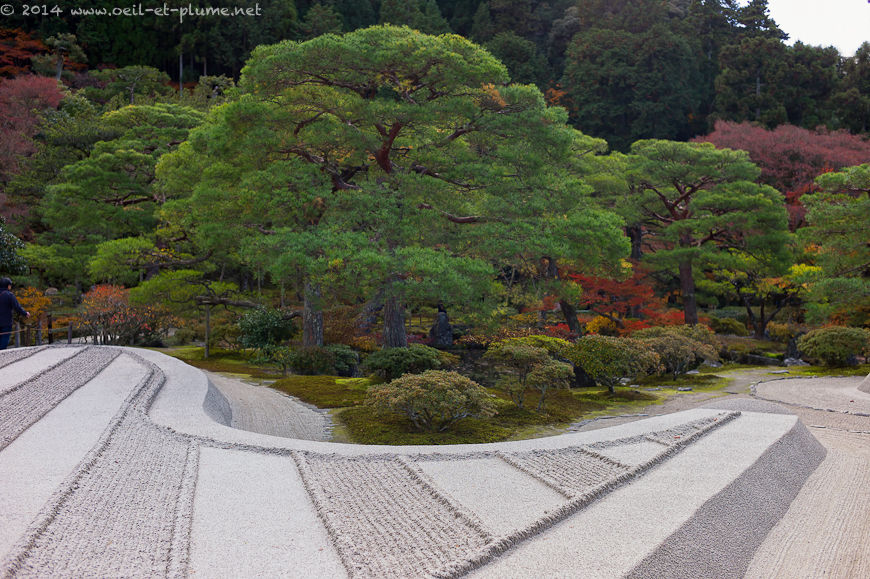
[0,345,867,578]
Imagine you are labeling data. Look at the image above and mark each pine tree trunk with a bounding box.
[204,305,211,360]
[679,259,698,325]
[559,300,582,337]
[627,224,644,259]
[383,295,407,348]
[303,283,324,347]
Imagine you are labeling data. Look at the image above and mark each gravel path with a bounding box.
[745,373,870,577]
[205,372,331,441]
[755,375,870,415]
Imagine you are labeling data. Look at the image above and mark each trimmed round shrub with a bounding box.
[325,344,359,377]
[632,326,719,378]
[483,342,551,408]
[566,335,660,393]
[796,327,870,366]
[767,322,801,344]
[361,344,457,381]
[365,370,496,432]
[238,307,296,350]
[709,316,749,336]
[289,346,336,375]
[499,335,572,358]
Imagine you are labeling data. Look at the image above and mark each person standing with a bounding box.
[0,277,29,350]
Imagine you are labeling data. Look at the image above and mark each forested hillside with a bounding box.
[4,0,869,146]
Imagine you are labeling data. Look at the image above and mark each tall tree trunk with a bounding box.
[627,224,644,259]
[303,283,324,347]
[54,53,63,80]
[559,299,582,337]
[542,256,583,337]
[755,69,762,122]
[383,295,407,348]
[203,305,211,360]
[679,259,698,325]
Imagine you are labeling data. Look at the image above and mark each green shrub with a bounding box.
[365,370,497,432]
[634,324,720,348]
[526,359,575,410]
[289,346,336,375]
[709,316,749,336]
[238,307,296,350]
[208,321,242,351]
[632,326,719,378]
[499,335,572,358]
[566,335,660,394]
[325,344,359,377]
[484,342,551,408]
[167,326,197,346]
[361,344,456,381]
[256,345,295,375]
[767,322,802,343]
[796,327,870,366]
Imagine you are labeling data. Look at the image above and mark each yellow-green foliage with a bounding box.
[566,335,660,393]
[499,335,572,358]
[361,344,457,381]
[767,322,802,343]
[483,342,550,408]
[797,327,870,367]
[271,375,371,407]
[366,370,497,432]
[632,325,719,378]
[709,316,749,336]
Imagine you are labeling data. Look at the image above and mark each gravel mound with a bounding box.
[746,429,870,579]
[0,347,120,451]
[1,353,196,578]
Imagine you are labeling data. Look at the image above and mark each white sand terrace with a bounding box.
[0,345,846,577]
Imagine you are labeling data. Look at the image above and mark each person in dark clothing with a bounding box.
[0,277,29,350]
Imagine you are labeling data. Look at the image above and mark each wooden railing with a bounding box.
[1,318,82,348]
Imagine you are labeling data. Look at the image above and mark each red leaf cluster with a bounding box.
[695,121,870,228]
[0,29,48,78]
[0,75,64,181]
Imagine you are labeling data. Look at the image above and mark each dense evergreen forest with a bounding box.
[0,0,868,364]
[4,0,870,146]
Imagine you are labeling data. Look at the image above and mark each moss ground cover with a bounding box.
[780,364,870,377]
[156,347,790,445]
[155,346,277,379]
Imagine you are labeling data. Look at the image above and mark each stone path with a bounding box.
[0,346,850,577]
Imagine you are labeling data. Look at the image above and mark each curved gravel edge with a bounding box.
[626,413,826,579]
[752,375,870,417]
[202,378,232,426]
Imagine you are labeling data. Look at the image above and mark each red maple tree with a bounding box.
[0,29,48,78]
[0,75,65,184]
[563,267,683,334]
[694,121,870,228]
